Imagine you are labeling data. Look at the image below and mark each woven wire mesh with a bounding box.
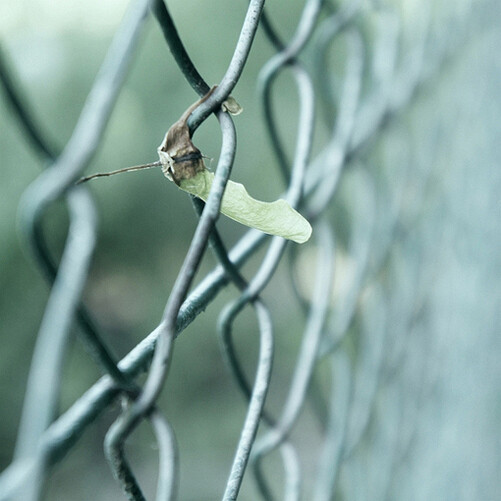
[0,0,499,499]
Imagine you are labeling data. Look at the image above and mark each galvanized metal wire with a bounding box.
[0,0,493,499]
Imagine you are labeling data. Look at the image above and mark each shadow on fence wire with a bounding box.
[0,0,486,499]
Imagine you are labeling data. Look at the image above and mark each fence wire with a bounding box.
[0,0,496,500]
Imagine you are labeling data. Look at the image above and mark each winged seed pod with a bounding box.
[157,90,311,243]
[77,88,312,243]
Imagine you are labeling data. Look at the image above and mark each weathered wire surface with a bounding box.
[1,0,499,500]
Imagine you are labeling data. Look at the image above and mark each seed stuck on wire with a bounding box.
[77,88,312,244]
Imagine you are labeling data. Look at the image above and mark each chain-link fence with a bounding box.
[1,0,500,500]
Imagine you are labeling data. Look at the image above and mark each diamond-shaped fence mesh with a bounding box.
[1,0,500,500]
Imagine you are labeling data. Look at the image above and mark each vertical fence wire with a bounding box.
[0,0,493,499]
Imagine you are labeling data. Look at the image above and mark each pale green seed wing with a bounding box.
[179,170,312,244]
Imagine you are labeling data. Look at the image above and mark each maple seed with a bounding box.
[76,86,312,243]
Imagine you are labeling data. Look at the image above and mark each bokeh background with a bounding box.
[1,0,500,500]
